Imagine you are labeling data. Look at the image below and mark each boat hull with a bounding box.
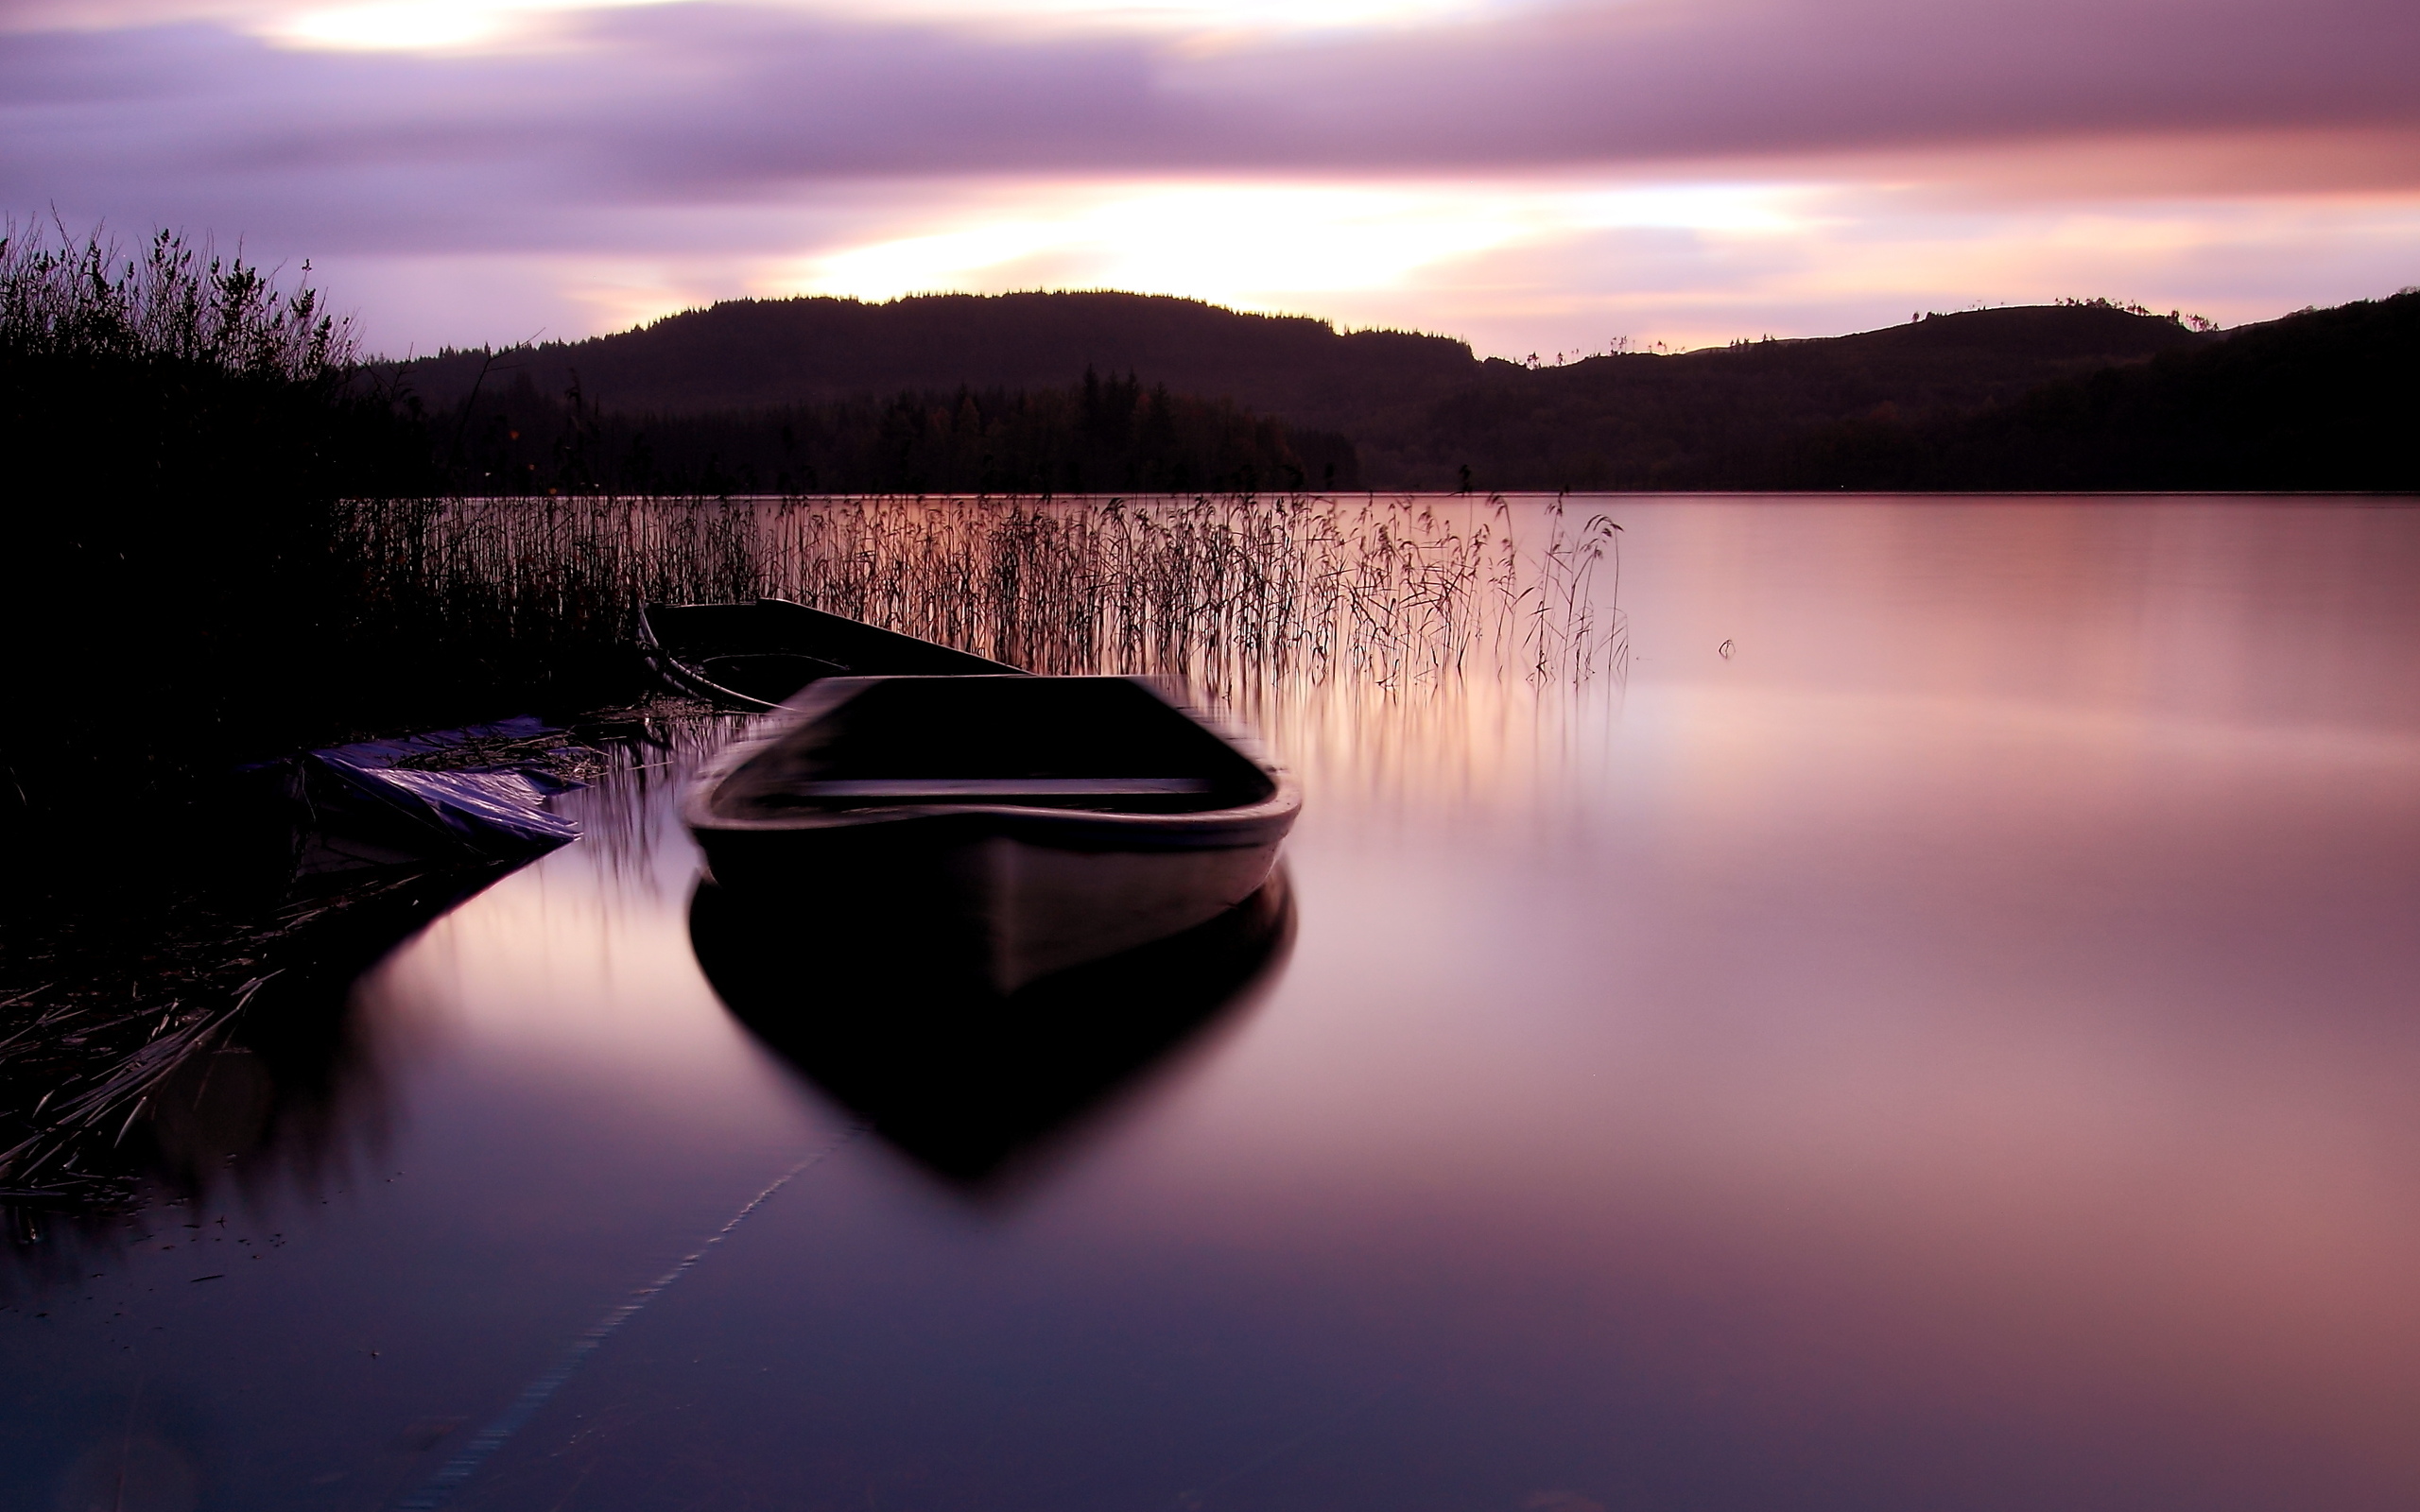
[694,818,1283,994]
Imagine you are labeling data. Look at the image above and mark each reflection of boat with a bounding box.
[683,676,1302,992]
[691,868,1294,1184]
[639,597,1021,710]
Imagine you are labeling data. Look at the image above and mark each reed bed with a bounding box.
[332,491,1626,704]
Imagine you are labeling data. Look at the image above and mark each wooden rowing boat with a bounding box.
[639,597,1020,710]
[683,675,1300,992]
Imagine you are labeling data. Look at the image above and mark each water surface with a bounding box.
[7,496,2419,1512]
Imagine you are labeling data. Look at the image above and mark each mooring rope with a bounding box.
[397,1124,865,1510]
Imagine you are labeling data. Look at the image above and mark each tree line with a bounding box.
[431,364,1357,496]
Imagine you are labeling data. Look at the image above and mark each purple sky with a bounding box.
[6,0,2415,357]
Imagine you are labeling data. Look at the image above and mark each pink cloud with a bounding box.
[4,0,2411,352]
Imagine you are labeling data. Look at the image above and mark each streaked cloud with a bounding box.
[3,0,2412,357]
[255,0,1527,52]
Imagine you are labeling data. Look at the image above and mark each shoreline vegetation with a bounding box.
[435,368,1360,496]
[0,217,2409,1220]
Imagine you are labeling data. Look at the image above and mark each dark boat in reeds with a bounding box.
[683,675,1300,993]
[639,596,1020,710]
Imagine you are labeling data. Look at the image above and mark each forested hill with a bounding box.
[396,291,1478,430]
[393,293,2245,490]
[1763,288,2420,491]
[1362,301,2217,487]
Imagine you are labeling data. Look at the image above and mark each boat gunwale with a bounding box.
[637,600,775,710]
[640,596,1023,711]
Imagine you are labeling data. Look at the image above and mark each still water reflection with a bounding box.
[7,497,2420,1512]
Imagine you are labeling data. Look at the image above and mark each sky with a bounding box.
[4,0,2416,360]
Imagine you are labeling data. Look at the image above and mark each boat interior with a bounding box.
[709,677,1277,817]
[646,599,1023,708]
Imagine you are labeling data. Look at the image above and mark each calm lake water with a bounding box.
[8,496,2420,1511]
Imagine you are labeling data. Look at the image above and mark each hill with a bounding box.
[392,290,2411,491]
[1376,302,2214,488]
[398,291,1477,438]
[1764,289,2420,490]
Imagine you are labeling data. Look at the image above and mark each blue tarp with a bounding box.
[281,716,589,873]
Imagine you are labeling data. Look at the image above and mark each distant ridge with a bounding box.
[392,289,2413,490]
[1762,289,2419,491]
[396,291,1477,431]
[1390,301,2214,487]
